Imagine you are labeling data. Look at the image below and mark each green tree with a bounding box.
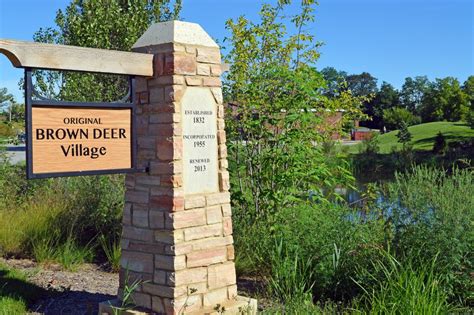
[346,72,378,97]
[0,88,21,123]
[420,77,468,122]
[383,107,420,130]
[462,76,474,128]
[320,66,347,97]
[396,121,412,151]
[370,81,400,129]
[33,0,182,102]
[400,76,430,114]
[224,1,366,219]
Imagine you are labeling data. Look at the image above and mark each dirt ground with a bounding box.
[0,258,267,314]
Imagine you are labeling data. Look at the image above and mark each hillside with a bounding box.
[351,122,474,154]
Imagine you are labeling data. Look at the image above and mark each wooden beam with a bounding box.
[0,39,153,76]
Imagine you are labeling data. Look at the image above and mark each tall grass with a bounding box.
[353,251,454,314]
[267,239,315,304]
[0,161,123,269]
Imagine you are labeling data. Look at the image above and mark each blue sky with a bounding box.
[0,0,472,101]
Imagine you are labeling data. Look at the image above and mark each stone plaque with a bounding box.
[182,87,219,195]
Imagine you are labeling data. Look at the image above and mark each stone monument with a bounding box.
[99,21,257,314]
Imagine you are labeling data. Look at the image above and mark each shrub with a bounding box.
[233,202,386,302]
[358,134,380,155]
[385,166,473,303]
[432,131,447,154]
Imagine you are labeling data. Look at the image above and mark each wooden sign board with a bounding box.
[27,106,134,178]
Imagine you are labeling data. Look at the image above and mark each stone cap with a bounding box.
[133,20,218,49]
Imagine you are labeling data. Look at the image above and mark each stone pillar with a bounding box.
[99,21,256,315]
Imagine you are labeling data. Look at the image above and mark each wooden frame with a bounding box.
[0,39,153,76]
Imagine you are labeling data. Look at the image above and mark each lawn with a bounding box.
[0,263,48,313]
[350,121,474,154]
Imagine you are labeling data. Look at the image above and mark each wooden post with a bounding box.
[99,21,256,315]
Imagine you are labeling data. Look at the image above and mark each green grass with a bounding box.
[0,263,49,314]
[350,121,474,154]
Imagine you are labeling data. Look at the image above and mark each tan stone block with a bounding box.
[197,47,221,64]
[164,242,193,256]
[223,217,233,236]
[207,205,222,224]
[152,296,165,313]
[150,87,165,103]
[218,144,228,159]
[154,270,167,285]
[164,53,197,75]
[169,267,207,286]
[227,284,238,299]
[167,208,206,229]
[165,85,186,103]
[197,63,211,76]
[206,192,231,206]
[203,77,222,87]
[221,204,232,217]
[156,139,180,161]
[119,269,152,288]
[192,235,234,252]
[131,292,151,309]
[217,130,226,144]
[125,175,135,189]
[208,262,236,289]
[149,75,185,87]
[211,88,223,104]
[155,254,186,271]
[128,242,165,255]
[149,211,165,229]
[151,186,183,198]
[123,203,132,225]
[167,294,202,314]
[155,230,184,245]
[121,250,154,273]
[220,172,231,191]
[187,247,227,268]
[184,223,222,241]
[132,208,149,228]
[135,77,148,93]
[138,91,149,104]
[135,175,160,186]
[210,64,222,76]
[227,245,235,260]
[185,76,202,86]
[160,175,183,188]
[219,159,229,170]
[151,196,185,212]
[122,226,154,242]
[143,283,187,298]
[217,105,225,118]
[217,118,225,130]
[125,191,149,204]
[184,195,206,209]
[153,53,165,77]
[203,287,228,307]
[149,124,176,137]
[185,45,197,55]
[149,161,179,175]
[188,282,207,295]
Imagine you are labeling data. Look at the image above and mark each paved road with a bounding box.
[2,144,26,164]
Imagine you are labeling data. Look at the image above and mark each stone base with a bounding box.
[98,296,257,315]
